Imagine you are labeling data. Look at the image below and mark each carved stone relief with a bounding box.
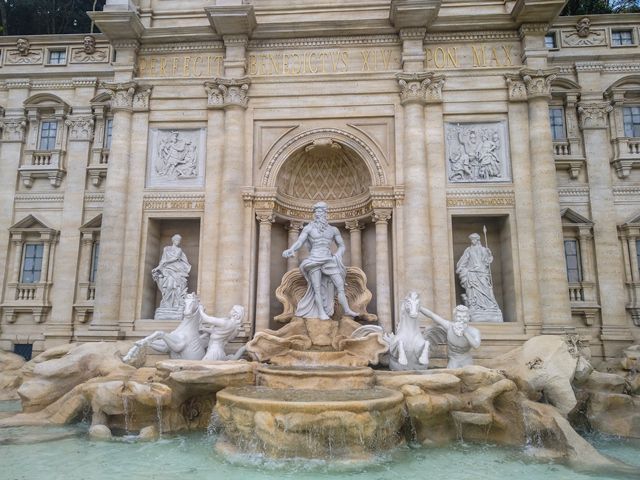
[561,17,606,47]
[146,129,206,188]
[71,48,108,63]
[445,122,511,183]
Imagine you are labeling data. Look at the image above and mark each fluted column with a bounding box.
[373,210,392,332]
[578,101,632,347]
[91,82,136,331]
[345,220,364,269]
[521,69,572,332]
[286,221,303,271]
[48,112,94,341]
[397,72,436,307]
[207,77,251,310]
[255,211,275,333]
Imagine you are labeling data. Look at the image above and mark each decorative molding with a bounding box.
[143,192,205,211]
[504,74,527,102]
[100,81,137,111]
[399,28,427,40]
[84,193,104,203]
[204,77,251,109]
[223,34,249,46]
[577,102,612,129]
[518,23,549,37]
[14,193,64,203]
[65,115,95,142]
[248,35,399,49]
[425,31,520,43]
[521,68,557,99]
[397,72,445,105]
[574,62,604,72]
[5,79,31,89]
[0,117,27,142]
[446,188,515,207]
[111,40,140,50]
[602,64,640,73]
[31,80,75,90]
[558,186,590,198]
[139,42,224,54]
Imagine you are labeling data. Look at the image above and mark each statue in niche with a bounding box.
[446,124,505,182]
[282,201,359,320]
[152,234,191,320]
[419,304,482,368]
[156,131,198,179]
[456,232,503,322]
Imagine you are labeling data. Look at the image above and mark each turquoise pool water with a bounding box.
[0,401,638,480]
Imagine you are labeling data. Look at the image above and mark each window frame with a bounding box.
[20,242,45,284]
[89,241,100,283]
[623,105,640,138]
[549,105,567,141]
[545,32,559,50]
[564,239,583,284]
[610,28,637,47]
[46,48,67,66]
[38,119,58,151]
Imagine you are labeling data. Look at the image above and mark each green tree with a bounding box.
[562,0,640,15]
[1,0,105,36]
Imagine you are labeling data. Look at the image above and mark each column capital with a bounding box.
[65,115,95,142]
[504,74,528,102]
[396,72,445,105]
[100,81,137,112]
[287,220,304,232]
[372,209,392,224]
[520,68,558,100]
[0,116,27,142]
[256,211,275,225]
[345,219,364,231]
[577,101,613,130]
[205,77,251,109]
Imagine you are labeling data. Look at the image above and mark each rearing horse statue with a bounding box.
[123,292,206,363]
[384,291,430,370]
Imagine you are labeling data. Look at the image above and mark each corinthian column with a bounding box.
[372,209,392,332]
[286,221,303,270]
[397,71,437,308]
[521,69,572,332]
[345,220,364,269]
[255,211,275,333]
[578,101,632,348]
[91,82,136,332]
[207,77,251,310]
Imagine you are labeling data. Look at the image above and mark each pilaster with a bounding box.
[255,209,276,334]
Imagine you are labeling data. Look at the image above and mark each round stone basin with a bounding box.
[214,386,405,458]
[257,365,375,390]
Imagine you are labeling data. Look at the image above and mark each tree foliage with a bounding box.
[562,0,640,15]
[0,0,106,36]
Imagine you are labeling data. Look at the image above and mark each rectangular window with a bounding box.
[549,107,566,141]
[624,106,640,137]
[564,239,582,283]
[38,121,58,150]
[89,242,100,283]
[21,243,44,284]
[13,344,33,361]
[545,33,557,49]
[636,239,640,274]
[612,30,634,46]
[48,50,66,65]
[104,118,113,149]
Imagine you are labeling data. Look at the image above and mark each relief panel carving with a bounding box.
[146,129,206,188]
[445,122,511,183]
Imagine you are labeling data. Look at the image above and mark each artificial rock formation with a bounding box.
[0,350,25,400]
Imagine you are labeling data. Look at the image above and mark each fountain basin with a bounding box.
[256,365,374,390]
[214,386,405,458]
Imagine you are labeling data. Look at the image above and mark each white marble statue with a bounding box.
[384,291,430,370]
[282,201,358,319]
[199,304,246,361]
[124,292,206,362]
[152,234,191,320]
[456,232,503,322]
[419,304,481,368]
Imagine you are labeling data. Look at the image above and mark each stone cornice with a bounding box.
[389,0,441,30]
[248,35,400,49]
[425,31,520,43]
[205,5,256,37]
[139,42,224,54]
[518,23,549,38]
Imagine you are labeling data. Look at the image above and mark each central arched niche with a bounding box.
[275,138,372,211]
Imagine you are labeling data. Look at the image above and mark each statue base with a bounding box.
[470,308,503,323]
[153,307,183,320]
[246,317,387,367]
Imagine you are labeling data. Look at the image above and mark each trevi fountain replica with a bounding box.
[1,202,640,478]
